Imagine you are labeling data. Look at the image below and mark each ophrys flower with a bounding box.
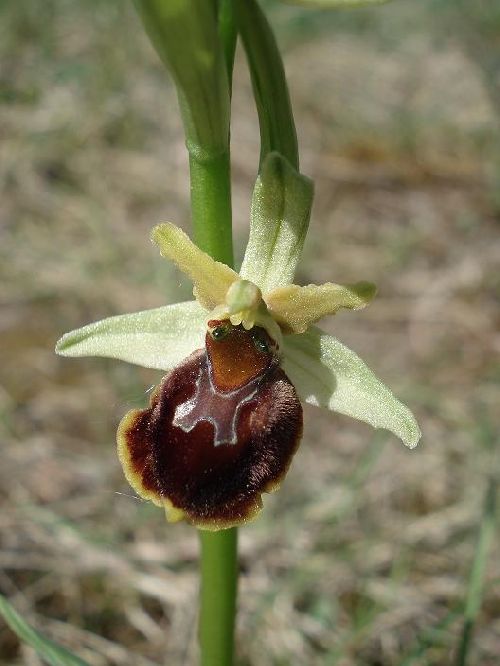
[56,153,420,530]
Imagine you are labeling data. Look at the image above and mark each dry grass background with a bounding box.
[1,1,499,664]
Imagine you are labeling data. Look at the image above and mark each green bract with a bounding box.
[56,153,420,449]
[237,0,299,168]
[134,0,230,158]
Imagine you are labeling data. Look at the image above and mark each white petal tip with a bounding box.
[54,334,76,356]
[403,430,421,450]
[395,413,421,449]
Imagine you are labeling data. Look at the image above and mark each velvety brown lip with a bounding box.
[117,325,303,530]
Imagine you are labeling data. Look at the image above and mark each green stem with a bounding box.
[199,528,238,666]
[189,45,236,666]
[189,151,234,266]
[192,148,237,666]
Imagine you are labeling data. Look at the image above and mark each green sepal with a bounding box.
[240,152,313,293]
[283,326,421,448]
[133,0,230,159]
[56,301,206,371]
[0,593,90,666]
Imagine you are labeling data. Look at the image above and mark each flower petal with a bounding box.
[239,152,314,293]
[152,223,238,310]
[283,326,421,448]
[118,346,303,530]
[266,281,376,334]
[55,301,206,371]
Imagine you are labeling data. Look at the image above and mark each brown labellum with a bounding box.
[117,321,302,530]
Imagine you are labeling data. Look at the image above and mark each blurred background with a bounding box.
[1,0,499,664]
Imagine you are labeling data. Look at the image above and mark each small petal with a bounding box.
[266,281,376,334]
[239,152,313,293]
[283,326,421,448]
[56,301,206,371]
[152,222,239,310]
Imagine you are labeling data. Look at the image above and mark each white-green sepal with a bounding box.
[283,326,421,448]
[240,152,313,293]
[55,300,206,371]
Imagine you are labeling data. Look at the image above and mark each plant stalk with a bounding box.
[189,151,234,265]
[189,88,236,666]
[199,528,238,666]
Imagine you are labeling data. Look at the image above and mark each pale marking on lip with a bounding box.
[173,353,276,446]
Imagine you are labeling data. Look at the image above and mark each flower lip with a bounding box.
[118,337,303,530]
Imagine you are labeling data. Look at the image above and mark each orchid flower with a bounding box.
[56,154,420,530]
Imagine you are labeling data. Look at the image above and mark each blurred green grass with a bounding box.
[1,0,499,664]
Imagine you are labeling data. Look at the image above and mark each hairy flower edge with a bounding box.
[117,330,303,530]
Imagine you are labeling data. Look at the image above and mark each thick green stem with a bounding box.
[189,151,234,266]
[199,528,238,666]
